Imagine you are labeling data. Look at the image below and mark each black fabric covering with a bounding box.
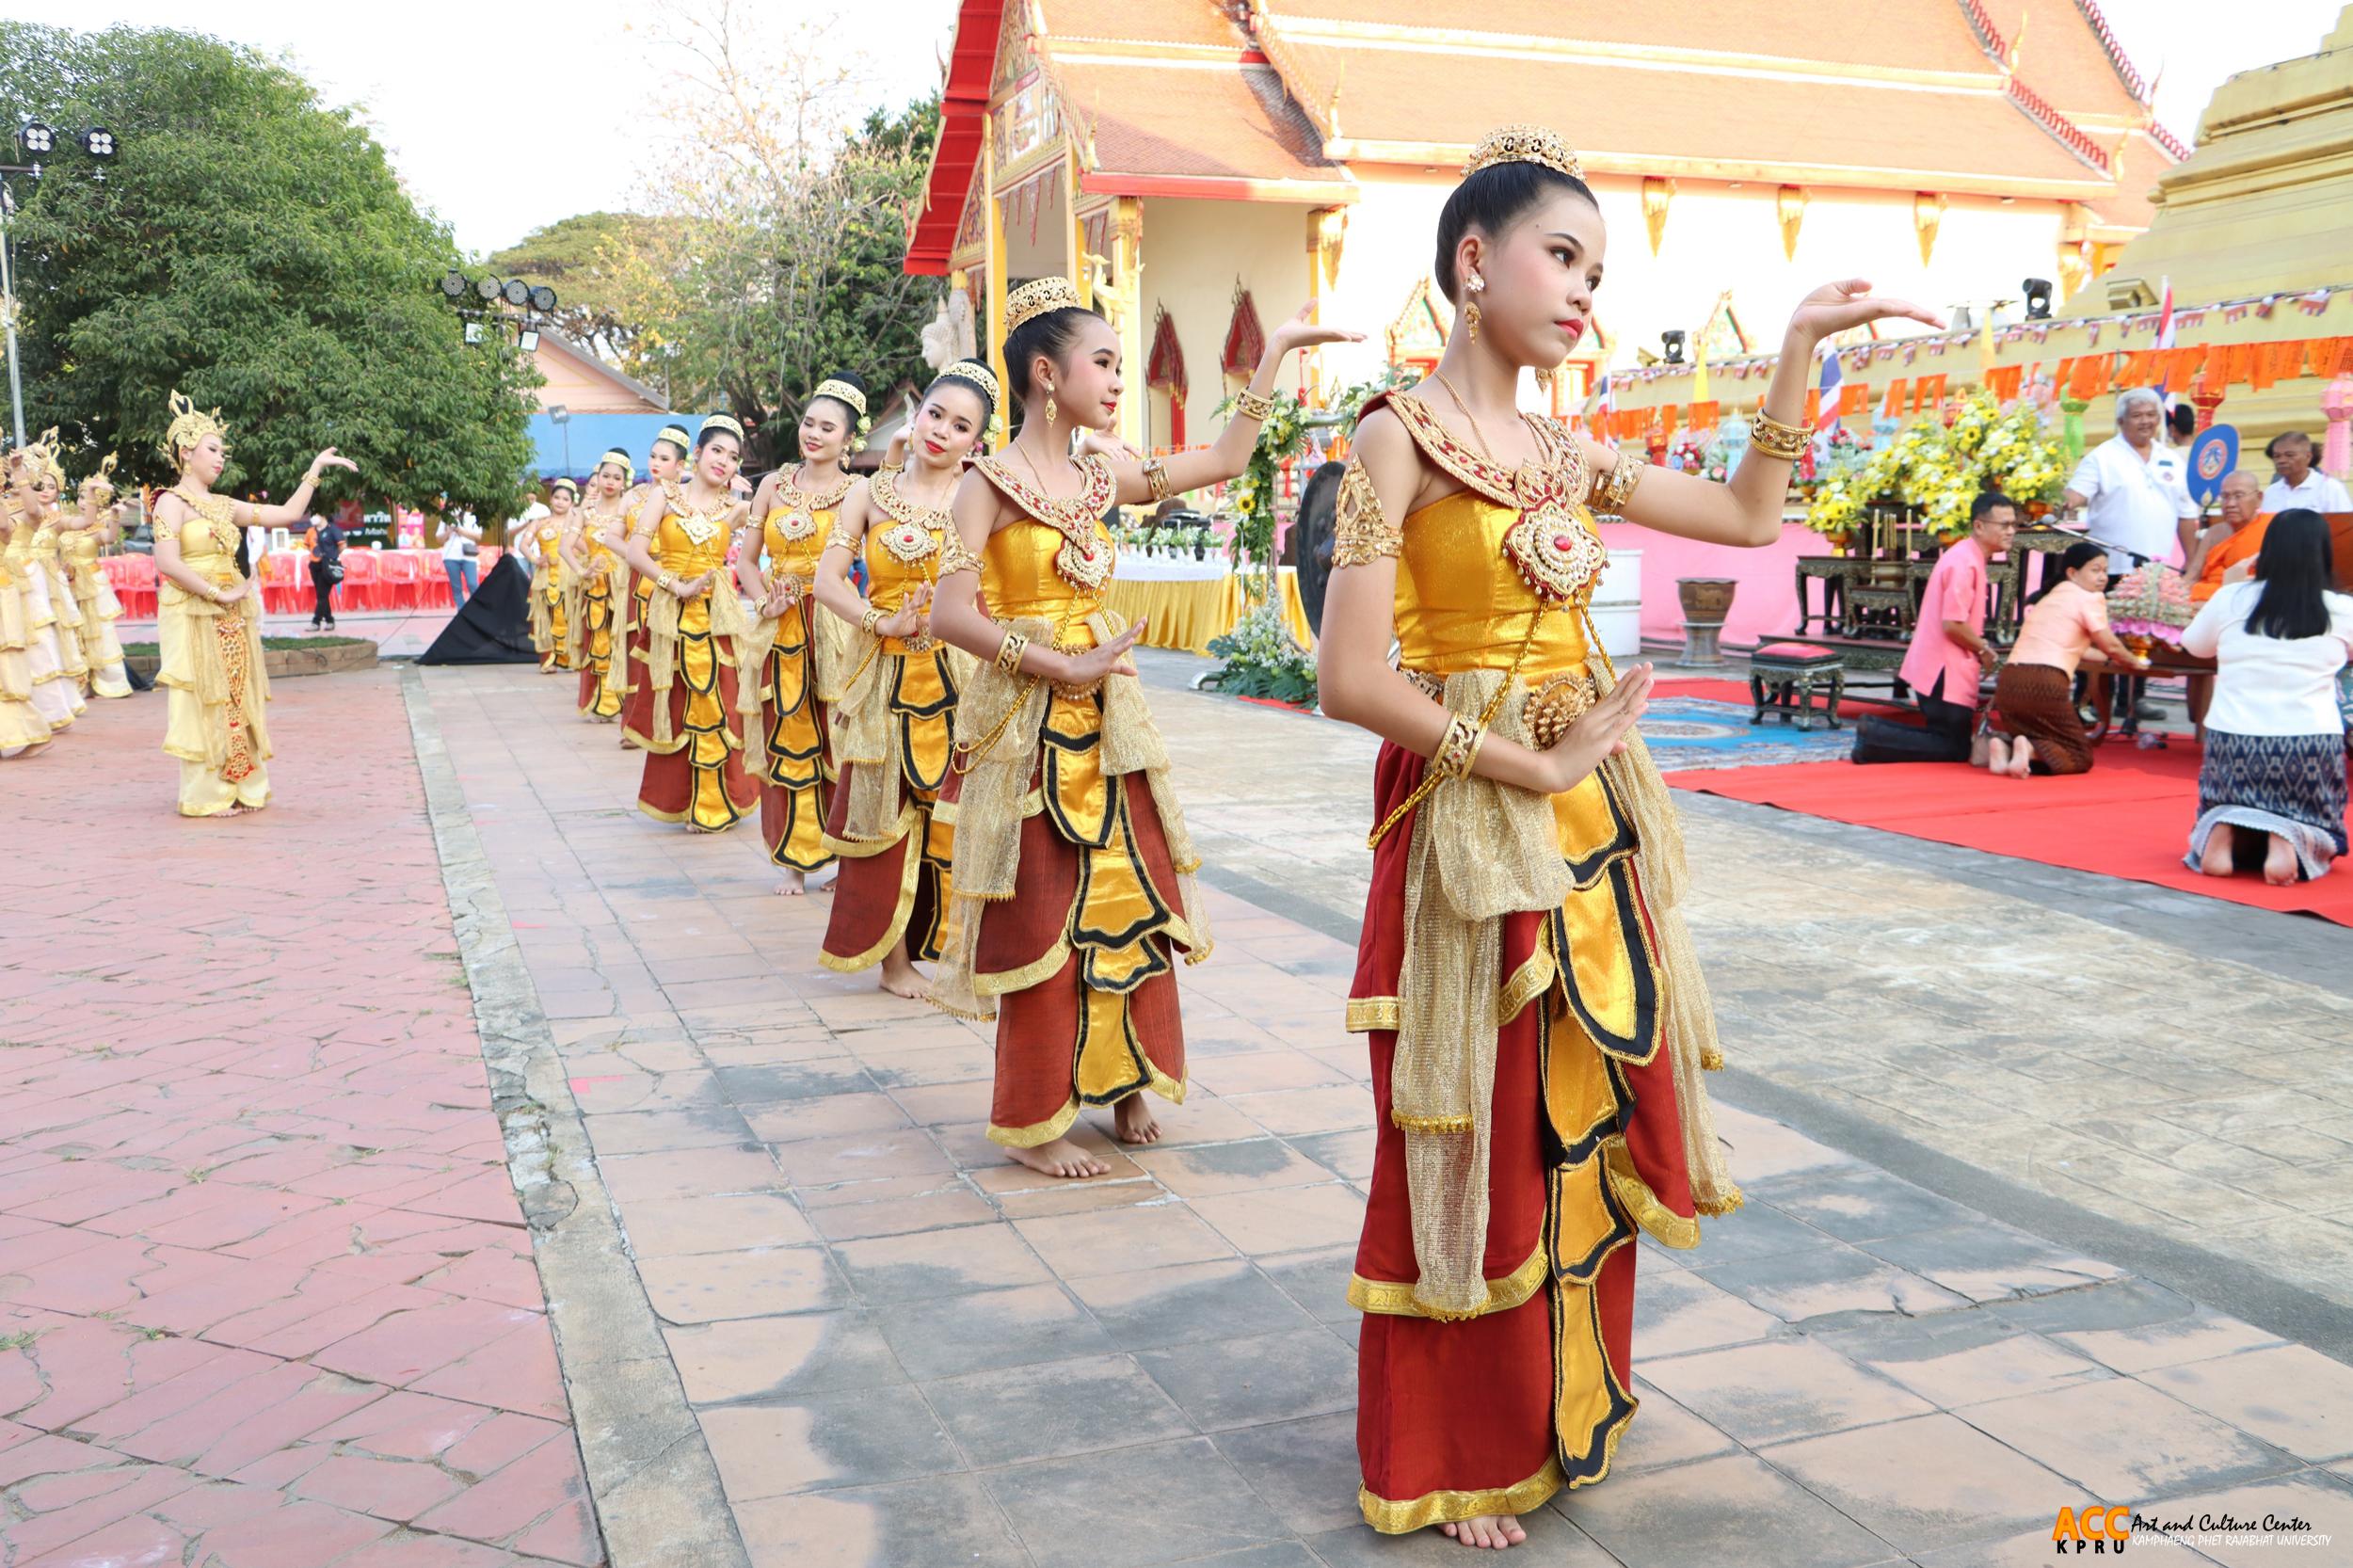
[419,553,537,664]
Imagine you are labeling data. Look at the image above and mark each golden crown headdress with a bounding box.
[1005,276,1082,336]
[1463,124,1583,183]
[937,359,1000,408]
[653,424,693,455]
[697,413,746,445]
[549,475,578,496]
[163,390,229,465]
[811,377,868,420]
[78,452,120,496]
[599,447,634,481]
[18,427,65,488]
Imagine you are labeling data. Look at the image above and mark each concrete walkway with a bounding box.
[389,656,2353,1568]
[0,674,599,1566]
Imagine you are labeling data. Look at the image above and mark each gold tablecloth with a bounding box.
[1103,567,1314,656]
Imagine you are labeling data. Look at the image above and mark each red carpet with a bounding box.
[1665,739,2353,925]
[1653,676,1909,722]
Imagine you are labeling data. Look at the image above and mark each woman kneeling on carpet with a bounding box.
[2181,509,2353,884]
[1986,541,2148,777]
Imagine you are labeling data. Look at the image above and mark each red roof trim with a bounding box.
[905,0,1009,277]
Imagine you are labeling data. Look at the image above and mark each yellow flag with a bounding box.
[1692,334,1710,403]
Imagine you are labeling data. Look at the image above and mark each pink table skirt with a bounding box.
[104,547,504,617]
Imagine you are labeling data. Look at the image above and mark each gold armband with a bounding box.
[1232,388,1275,424]
[657,572,677,594]
[1331,464,1401,568]
[1142,456,1172,504]
[938,531,984,578]
[1593,447,1645,514]
[1747,410,1811,463]
[1430,714,1484,782]
[995,631,1030,675]
[824,521,860,556]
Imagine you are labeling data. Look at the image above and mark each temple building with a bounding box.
[905,0,2185,449]
[1612,7,2353,450]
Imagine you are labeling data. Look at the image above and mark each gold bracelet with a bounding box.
[1232,388,1275,424]
[657,572,676,594]
[1142,456,1172,504]
[860,606,884,636]
[1747,410,1812,463]
[996,631,1030,675]
[1594,449,1645,514]
[1430,714,1483,782]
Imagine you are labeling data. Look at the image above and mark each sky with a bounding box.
[7,0,2345,256]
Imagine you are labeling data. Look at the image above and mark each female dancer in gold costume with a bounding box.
[4,436,86,734]
[928,280,1357,1177]
[63,456,132,699]
[150,392,356,815]
[620,416,760,830]
[603,424,693,749]
[0,455,54,756]
[526,479,577,674]
[811,362,993,990]
[1317,126,1935,1546]
[568,450,633,721]
[736,370,865,893]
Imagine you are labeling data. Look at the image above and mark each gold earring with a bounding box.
[1465,298,1481,344]
[1045,385,1058,430]
[1535,362,1555,395]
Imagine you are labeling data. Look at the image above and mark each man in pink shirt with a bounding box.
[1855,492,2018,763]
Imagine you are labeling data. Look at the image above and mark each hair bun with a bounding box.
[824,369,866,394]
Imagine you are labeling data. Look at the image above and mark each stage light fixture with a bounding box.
[440,270,469,298]
[529,284,557,312]
[502,278,530,307]
[81,127,114,159]
[2023,278,2054,320]
[17,120,52,155]
[519,328,540,352]
[464,322,484,344]
[1661,330,1687,366]
[475,275,502,301]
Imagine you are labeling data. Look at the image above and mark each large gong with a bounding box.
[1292,458,1349,638]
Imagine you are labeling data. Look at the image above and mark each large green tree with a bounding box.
[486,211,659,365]
[0,23,537,511]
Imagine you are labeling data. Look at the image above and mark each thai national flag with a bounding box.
[2153,276,2176,395]
[1814,348,1842,433]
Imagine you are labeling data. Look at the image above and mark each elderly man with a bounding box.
[2063,387,2201,572]
[2186,470,2271,604]
[2259,430,2353,515]
[1852,491,2019,764]
[2064,387,2198,724]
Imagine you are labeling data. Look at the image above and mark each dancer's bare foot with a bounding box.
[2264,833,2300,887]
[1440,1514,1528,1549]
[776,869,807,897]
[1112,1095,1162,1144]
[2005,740,2035,777]
[878,945,926,1000]
[2200,824,2236,878]
[1007,1137,1110,1179]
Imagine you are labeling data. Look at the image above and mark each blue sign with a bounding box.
[2186,424,2238,507]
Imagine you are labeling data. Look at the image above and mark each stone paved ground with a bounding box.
[403,655,2353,1568]
[0,673,600,1566]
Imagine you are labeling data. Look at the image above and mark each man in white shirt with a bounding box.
[2259,430,2353,515]
[2063,387,2201,573]
[2063,387,2199,727]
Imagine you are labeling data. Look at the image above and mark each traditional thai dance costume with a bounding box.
[5,510,82,734]
[818,468,961,968]
[527,513,573,673]
[747,467,849,875]
[62,506,132,699]
[931,453,1210,1147]
[575,504,626,720]
[158,488,271,815]
[1336,395,1740,1531]
[623,486,760,830]
[0,536,53,756]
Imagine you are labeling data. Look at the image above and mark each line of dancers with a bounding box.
[168,123,1917,1547]
[2,433,137,757]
